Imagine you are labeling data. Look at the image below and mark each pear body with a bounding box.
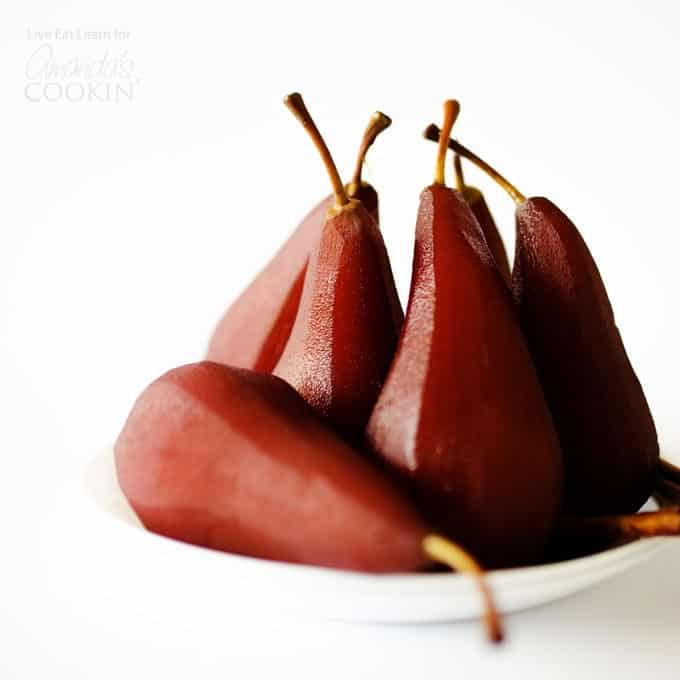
[207,196,331,372]
[207,189,382,373]
[367,186,563,568]
[115,361,428,572]
[512,197,658,515]
[461,185,512,287]
[274,202,403,440]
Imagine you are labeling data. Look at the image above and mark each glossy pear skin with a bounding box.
[206,196,332,372]
[366,186,563,568]
[512,197,659,515]
[207,187,381,373]
[274,202,403,440]
[115,361,429,572]
[461,185,512,287]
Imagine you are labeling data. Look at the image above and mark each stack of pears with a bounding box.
[115,94,679,644]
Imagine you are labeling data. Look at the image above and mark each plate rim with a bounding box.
[83,447,670,588]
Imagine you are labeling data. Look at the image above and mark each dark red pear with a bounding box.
[424,129,512,288]
[513,197,658,515]
[453,153,512,287]
[206,112,391,372]
[115,361,502,642]
[206,196,329,372]
[429,127,659,516]
[367,102,563,568]
[273,94,403,441]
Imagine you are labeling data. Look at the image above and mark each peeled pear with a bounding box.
[367,102,563,568]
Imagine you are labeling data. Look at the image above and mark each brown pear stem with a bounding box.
[434,100,460,186]
[599,511,680,538]
[659,458,680,486]
[284,93,349,210]
[424,124,526,204]
[557,510,680,550]
[453,153,466,192]
[422,534,503,644]
[348,112,392,195]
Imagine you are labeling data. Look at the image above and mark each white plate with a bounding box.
[70,448,670,624]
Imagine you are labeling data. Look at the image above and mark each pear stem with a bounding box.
[659,458,680,486]
[422,534,503,644]
[612,511,680,537]
[453,153,465,192]
[434,100,460,186]
[558,510,680,541]
[348,112,392,196]
[552,509,680,561]
[284,93,349,210]
[425,124,526,204]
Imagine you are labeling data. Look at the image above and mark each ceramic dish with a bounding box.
[67,448,668,624]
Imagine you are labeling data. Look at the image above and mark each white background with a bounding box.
[1,1,680,678]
